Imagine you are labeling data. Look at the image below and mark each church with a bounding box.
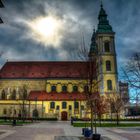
[0,3,118,120]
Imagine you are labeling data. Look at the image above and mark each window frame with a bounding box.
[107,80,113,90]
[104,41,110,52]
[73,86,78,92]
[51,85,56,92]
[106,60,111,71]
[74,101,79,109]
[62,85,67,92]
[62,101,67,109]
[50,101,55,109]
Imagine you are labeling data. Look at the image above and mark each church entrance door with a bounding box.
[61,111,67,121]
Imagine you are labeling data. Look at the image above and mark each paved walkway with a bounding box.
[0,121,139,140]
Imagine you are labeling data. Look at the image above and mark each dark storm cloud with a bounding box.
[0,0,139,76]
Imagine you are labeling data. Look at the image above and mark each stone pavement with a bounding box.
[0,121,139,140]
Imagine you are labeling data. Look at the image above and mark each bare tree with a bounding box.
[107,93,124,125]
[96,95,109,126]
[122,53,140,116]
[122,53,140,89]
[18,85,28,122]
[77,42,107,133]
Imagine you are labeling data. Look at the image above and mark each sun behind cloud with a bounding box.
[27,16,64,47]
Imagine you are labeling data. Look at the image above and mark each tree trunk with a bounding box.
[99,115,101,127]
[94,113,97,134]
[91,107,93,132]
[116,112,119,126]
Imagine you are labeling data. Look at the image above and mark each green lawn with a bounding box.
[73,122,140,127]
[0,120,33,125]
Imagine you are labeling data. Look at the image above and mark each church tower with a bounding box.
[89,3,118,94]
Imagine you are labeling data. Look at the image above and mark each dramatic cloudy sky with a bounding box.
[0,0,140,75]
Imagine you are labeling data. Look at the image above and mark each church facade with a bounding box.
[0,4,118,120]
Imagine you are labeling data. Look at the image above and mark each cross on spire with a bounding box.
[100,0,103,8]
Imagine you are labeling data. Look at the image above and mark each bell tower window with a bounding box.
[107,80,113,90]
[106,60,111,71]
[104,41,110,52]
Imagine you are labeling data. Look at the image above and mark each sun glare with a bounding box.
[36,17,58,37]
[27,16,64,47]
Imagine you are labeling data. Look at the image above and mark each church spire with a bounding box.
[97,1,113,33]
[89,27,97,57]
[100,0,103,8]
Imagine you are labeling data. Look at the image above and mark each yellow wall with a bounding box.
[46,79,85,93]
[0,79,46,99]
[0,100,87,120]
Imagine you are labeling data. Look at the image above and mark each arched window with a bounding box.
[62,102,67,109]
[106,60,111,71]
[1,90,6,100]
[56,105,60,110]
[104,41,110,52]
[73,86,78,92]
[51,86,56,92]
[69,105,72,110]
[107,80,112,90]
[3,108,7,115]
[11,89,16,100]
[50,102,55,109]
[62,85,67,92]
[74,101,79,109]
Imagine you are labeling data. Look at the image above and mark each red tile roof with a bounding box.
[28,91,87,101]
[0,61,96,79]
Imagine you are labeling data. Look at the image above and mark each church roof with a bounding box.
[0,61,95,79]
[28,91,86,101]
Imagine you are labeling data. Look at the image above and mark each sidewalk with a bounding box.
[0,121,139,140]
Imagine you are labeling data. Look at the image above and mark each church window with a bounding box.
[50,102,55,109]
[52,86,56,92]
[73,86,78,92]
[11,89,16,100]
[62,102,67,109]
[62,85,67,92]
[106,60,111,71]
[69,105,72,110]
[56,105,60,110]
[104,42,110,52]
[107,80,113,90]
[74,101,79,109]
[3,108,7,115]
[1,90,6,100]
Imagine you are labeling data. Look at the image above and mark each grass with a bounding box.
[0,120,33,125]
[73,122,140,127]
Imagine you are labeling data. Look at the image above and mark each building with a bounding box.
[119,82,129,104]
[0,3,118,120]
